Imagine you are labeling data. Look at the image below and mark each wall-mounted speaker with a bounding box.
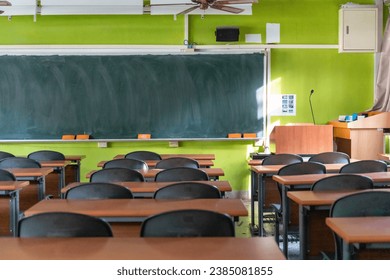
[215,26,239,42]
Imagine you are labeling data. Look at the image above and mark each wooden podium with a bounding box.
[269,124,333,155]
[329,112,390,160]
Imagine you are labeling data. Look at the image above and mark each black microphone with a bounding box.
[309,89,316,125]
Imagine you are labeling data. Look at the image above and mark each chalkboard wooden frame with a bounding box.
[0,52,265,140]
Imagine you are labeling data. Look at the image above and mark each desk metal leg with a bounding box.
[37,176,45,201]
[342,240,352,260]
[282,184,289,257]
[299,205,308,260]
[257,174,266,237]
[9,190,19,237]
[250,170,256,233]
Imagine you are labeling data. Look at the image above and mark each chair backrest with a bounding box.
[311,174,374,192]
[154,167,209,182]
[89,167,145,183]
[0,157,41,168]
[125,151,162,160]
[0,151,15,160]
[339,160,388,173]
[140,209,235,237]
[330,191,390,259]
[308,152,350,164]
[17,212,113,237]
[155,157,200,169]
[65,182,134,199]
[0,169,16,181]
[103,158,148,172]
[262,153,303,165]
[27,150,65,161]
[278,161,326,176]
[153,182,221,199]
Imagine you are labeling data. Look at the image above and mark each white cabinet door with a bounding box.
[339,8,378,52]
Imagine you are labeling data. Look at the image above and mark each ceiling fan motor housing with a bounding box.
[215,26,239,42]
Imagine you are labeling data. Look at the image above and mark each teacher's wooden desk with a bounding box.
[0,237,285,260]
[0,181,30,236]
[86,168,225,181]
[24,198,247,223]
[250,163,348,237]
[61,180,232,198]
[273,172,390,257]
[326,216,390,260]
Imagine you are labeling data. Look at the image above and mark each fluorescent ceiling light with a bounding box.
[41,0,143,6]
[40,5,143,15]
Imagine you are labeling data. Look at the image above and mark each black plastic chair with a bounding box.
[0,151,15,160]
[27,150,65,161]
[103,158,148,172]
[273,162,327,242]
[155,157,199,169]
[308,152,350,164]
[339,160,388,173]
[154,167,209,182]
[140,209,235,237]
[153,182,221,199]
[311,174,374,192]
[89,167,145,183]
[0,157,41,168]
[64,182,134,199]
[330,191,390,259]
[17,212,113,237]
[0,169,16,181]
[262,153,303,165]
[125,151,162,160]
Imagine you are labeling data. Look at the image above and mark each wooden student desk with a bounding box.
[24,198,248,223]
[0,181,30,236]
[97,159,214,168]
[37,160,72,193]
[287,190,368,259]
[64,155,86,182]
[61,180,232,198]
[326,216,390,260]
[6,167,54,201]
[86,168,225,181]
[273,172,390,257]
[249,163,348,237]
[114,154,216,161]
[0,236,285,260]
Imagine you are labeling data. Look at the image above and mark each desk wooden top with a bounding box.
[38,160,72,168]
[114,154,216,160]
[251,163,348,174]
[6,167,54,177]
[97,159,214,168]
[24,198,248,218]
[326,217,390,244]
[0,237,285,260]
[273,172,390,186]
[62,181,232,194]
[0,181,30,191]
[86,168,224,179]
[287,190,370,206]
[64,155,86,161]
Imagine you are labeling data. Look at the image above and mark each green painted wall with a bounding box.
[0,0,379,196]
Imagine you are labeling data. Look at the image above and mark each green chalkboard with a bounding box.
[0,53,264,139]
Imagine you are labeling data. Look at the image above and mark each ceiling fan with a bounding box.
[150,0,257,15]
[0,1,11,14]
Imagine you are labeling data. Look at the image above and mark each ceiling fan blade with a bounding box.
[177,5,199,15]
[149,3,197,6]
[0,10,4,14]
[215,0,257,4]
[0,1,11,6]
[210,4,244,14]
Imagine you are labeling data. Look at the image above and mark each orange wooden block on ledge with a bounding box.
[76,134,90,140]
[61,135,75,140]
[243,133,257,138]
[228,133,242,138]
[138,134,151,139]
